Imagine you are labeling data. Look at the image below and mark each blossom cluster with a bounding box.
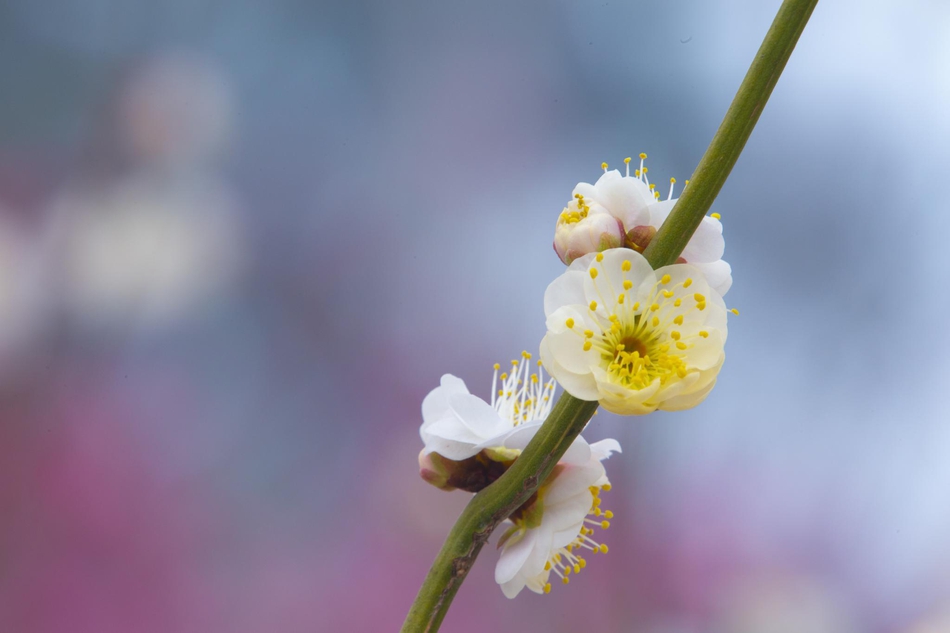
[416,154,735,599]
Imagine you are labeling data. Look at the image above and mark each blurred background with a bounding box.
[1,0,949,631]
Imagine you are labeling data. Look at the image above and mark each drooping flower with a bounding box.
[560,156,732,295]
[540,248,731,415]
[494,436,620,598]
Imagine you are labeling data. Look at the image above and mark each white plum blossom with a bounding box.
[561,155,732,296]
[420,352,556,461]
[494,435,620,598]
[540,248,732,415]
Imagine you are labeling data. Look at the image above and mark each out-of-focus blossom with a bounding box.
[119,52,233,167]
[49,176,243,331]
[540,249,729,415]
[0,209,51,379]
[495,436,619,598]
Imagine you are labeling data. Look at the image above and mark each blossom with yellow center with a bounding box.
[566,156,732,295]
[494,436,620,598]
[540,248,730,415]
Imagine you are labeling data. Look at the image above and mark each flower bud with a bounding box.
[553,197,623,265]
[419,450,513,493]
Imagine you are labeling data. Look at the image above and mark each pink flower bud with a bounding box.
[553,197,623,265]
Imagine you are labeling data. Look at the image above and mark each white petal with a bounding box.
[422,416,484,459]
[647,198,675,227]
[543,321,599,375]
[681,216,725,264]
[544,463,601,505]
[583,248,654,313]
[448,392,509,438]
[594,174,653,230]
[589,438,622,461]
[544,270,587,317]
[420,374,469,432]
[495,529,536,584]
[500,576,527,599]
[692,259,733,297]
[540,336,600,401]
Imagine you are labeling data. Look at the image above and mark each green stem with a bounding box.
[643,0,819,269]
[401,1,817,630]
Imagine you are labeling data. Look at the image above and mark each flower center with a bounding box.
[491,351,556,426]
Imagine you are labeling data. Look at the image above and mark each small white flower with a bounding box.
[564,156,732,296]
[420,352,556,461]
[494,436,620,598]
[540,248,731,415]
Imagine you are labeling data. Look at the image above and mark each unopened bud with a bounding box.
[418,450,456,491]
[554,201,623,265]
[624,225,657,253]
[419,450,513,493]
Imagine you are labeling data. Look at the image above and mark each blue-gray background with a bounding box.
[1,1,949,631]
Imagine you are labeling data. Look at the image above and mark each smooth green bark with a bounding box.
[401,1,817,630]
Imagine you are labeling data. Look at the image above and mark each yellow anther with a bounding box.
[617,294,625,304]
[650,303,660,312]
[632,302,640,311]
[500,373,508,380]
[608,314,618,322]
[676,341,688,350]
[624,157,632,164]
[621,260,632,272]
[670,177,676,184]
[573,564,581,574]
[661,274,671,285]
[565,318,575,328]
[697,302,706,311]
[589,300,598,311]
[649,183,656,190]
[673,315,683,325]
[562,576,570,585]
[579,559,587,569]
[583,341,592,351]
[662,289,674,298]
[604,510,614,519]
[639,152,647,160]
[671,331,681,340]
[601,521,610,529]
[601,483,611,491]
[493,363,500,370]
[683,278,693,288]
[564,566,571,576]
[599,544,608,553]
[595,252,604,262]
[694,293,705,302]
[615,344,625,351]
[522,350,532,359]
[511,359,518,366]
[544,561,551,571]
[623,280,633,290]
[543,583,552,594]
[601,162,608,170]
[651,316,660,327]
[583,329,593,338]
[674,298,682,307]
[730,308,740,315]
[590,268,599,279]
[610,322,620,332]
[684,179,690,186]
[699,330,709,338]
[711,212,721,220]
[634,169,640,177]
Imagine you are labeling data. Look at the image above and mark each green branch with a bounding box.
[401,1,817,630]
